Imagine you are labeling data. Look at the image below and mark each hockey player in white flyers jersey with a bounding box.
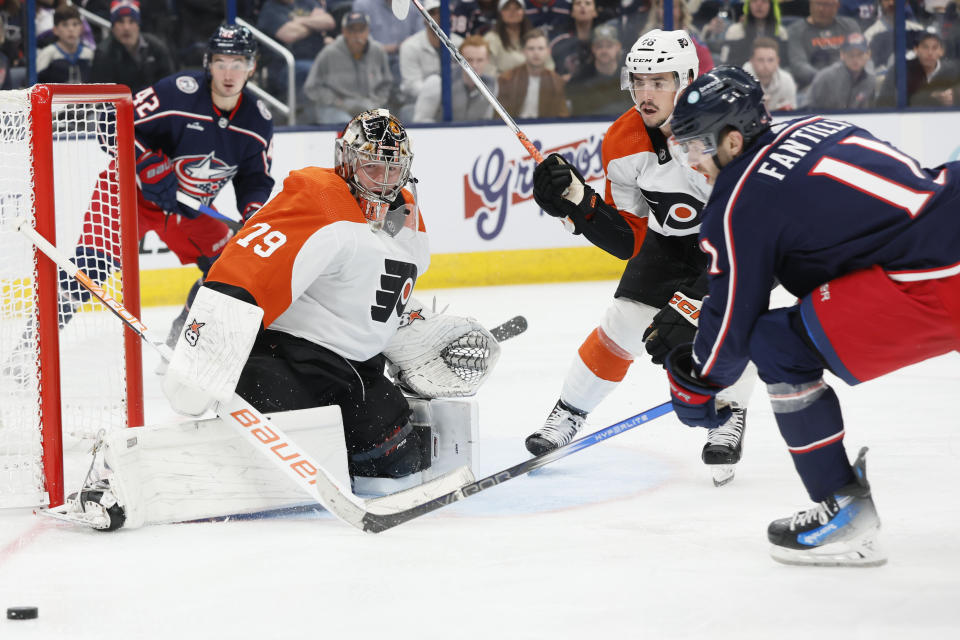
[526,29,756,486]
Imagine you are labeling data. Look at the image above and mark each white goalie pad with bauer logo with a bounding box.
[64,399,479,529]
[383,298,501,398]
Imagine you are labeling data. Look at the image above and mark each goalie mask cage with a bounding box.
[0,84,143,509]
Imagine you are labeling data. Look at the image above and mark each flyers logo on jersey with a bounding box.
[639,188,704,233]
[372,259,418,323]
[183,319,206,347]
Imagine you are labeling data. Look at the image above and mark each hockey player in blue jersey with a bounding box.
[69,22,275,345]
[663,66,960,567]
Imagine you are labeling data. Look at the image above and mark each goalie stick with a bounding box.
[359,401,674,533]
[16,218,474,532]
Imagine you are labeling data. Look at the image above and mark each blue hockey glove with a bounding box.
[136,151,178,213]
[664,343,732,429]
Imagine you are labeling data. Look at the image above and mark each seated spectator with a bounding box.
[566,23,633,115]
[839,0,877,29]
[641,0,716,74]
[721,0,790,67]
[878,31,960,107]
[37,4,93,83]
[177,0,226,68]
[413,34,497,121]
[90,1,175,93]
[353,0,423,82]
[398,0,463,118]
[525,0,572,41]
[36,0,96,50]
[743,36,797,109]
[786,0,860,89]
[805,31,875,108]
[451,0,499,37]
[614,0,651,45]
[303,11,392,124]
[485,0,552,75]
[550,0,602,81]
[864,0,923,78]
[497,27,569,117]
[257,0,335,98]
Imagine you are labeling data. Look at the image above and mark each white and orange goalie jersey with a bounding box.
[205,166,430,362]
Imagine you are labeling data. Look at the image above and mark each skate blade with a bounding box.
[769,532,887,567]
[710,464,736,487]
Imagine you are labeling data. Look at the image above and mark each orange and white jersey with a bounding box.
[206,167,430,361]
[602,108,712,238]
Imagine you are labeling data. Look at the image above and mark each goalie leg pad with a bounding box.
[162,286,263,416]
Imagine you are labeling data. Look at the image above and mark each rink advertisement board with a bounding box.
[135,111,960,298]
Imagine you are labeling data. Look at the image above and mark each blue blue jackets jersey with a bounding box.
[694,115,960,386]
[132,71,274,219]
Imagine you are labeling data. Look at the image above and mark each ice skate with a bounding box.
[702,407,746,487]
[768,447,885,567]
[525,399,587,456]
[43,478,126,532]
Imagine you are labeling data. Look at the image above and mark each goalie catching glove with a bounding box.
[162,286,263,416]
[383,298,501,398]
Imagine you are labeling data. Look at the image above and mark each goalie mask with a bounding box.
[621,29,699,113]
[335,109,416,235]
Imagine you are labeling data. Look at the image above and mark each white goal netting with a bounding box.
[0,87,140,508]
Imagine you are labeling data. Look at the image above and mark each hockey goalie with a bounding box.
[50,109,502,531]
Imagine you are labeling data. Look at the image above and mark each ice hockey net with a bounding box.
[0,85,143,508]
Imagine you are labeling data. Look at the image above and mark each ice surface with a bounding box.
[2,281,958,639]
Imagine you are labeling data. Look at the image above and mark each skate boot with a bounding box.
[702,407,746,487]
[44,478,126,532]
[767,447,885,567]
[525,399,587,456]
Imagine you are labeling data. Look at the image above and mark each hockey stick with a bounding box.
[359,400,674,532]
[16,218,467,531]
[176,191,243,232]
[489,315,527,342]
[391,0,542,163]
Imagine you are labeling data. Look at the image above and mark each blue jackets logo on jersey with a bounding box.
[175,152,238,201]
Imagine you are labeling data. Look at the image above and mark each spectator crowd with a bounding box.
[2,0,960,123]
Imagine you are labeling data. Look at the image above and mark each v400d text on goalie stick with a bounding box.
[15,218,479,532]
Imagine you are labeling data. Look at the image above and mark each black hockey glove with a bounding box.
[643,287,702,366]
[532,153,634,259]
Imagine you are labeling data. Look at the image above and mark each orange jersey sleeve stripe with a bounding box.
[577,327,635,382]
[602,109,652,257]
[207,167,364,326]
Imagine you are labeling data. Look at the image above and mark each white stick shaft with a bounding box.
[407,0,543,162]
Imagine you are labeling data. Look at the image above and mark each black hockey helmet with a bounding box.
[204,22,258,69]
[671,65,771,158]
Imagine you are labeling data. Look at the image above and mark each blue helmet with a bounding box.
[670,66,771,156]
[204,23,258,69]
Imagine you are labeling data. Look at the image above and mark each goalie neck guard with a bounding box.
[335,109,416,235]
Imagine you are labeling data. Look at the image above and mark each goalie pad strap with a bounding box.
[349,421,414,463]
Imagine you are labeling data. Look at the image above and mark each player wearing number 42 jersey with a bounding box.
[666,66,960,566]
[161,109,500,482]
[526,29,755,486]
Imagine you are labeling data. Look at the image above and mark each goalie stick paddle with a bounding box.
[359,400,674,533]
[489,315,527,342]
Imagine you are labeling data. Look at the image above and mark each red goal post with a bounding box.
[1,84,144,508]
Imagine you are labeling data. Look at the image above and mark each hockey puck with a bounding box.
[6,606,38,620]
